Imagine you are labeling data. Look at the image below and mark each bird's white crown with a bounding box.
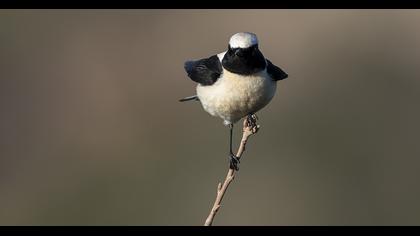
[228,32,258,49]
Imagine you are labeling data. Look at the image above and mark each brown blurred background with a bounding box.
[1,10,420,225]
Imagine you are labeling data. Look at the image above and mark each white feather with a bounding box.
[196,60,276,125]
[228,32,258,49]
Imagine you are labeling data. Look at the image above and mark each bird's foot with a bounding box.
[229,153,240,171]
[246,114,258,128]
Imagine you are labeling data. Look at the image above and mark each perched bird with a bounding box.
[180,32,288,170]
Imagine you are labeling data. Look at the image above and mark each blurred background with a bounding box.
[1,10,420,225]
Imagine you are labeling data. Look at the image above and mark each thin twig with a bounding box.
[204,118,260,226]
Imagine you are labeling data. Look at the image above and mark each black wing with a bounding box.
[266,59,288,81]
[184,55,222,86]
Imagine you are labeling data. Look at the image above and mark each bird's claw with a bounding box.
[229,153,240,171]
[246,114,258,128]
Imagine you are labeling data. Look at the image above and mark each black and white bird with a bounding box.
[180,32,288,171]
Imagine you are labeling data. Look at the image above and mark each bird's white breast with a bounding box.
[196,66,277,125]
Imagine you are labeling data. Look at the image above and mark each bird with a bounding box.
[180,32,288,171]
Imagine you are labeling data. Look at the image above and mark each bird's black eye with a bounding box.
[228,46,235,55]
[235,49,245,57]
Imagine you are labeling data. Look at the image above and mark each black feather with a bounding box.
[179,95,199,102]
[266,59,288,81]
[184,55,222,86]
[222,44,266,75]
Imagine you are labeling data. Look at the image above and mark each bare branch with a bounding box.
[204,118,260,226]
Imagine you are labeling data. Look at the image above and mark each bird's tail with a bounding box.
[179,95,199,102]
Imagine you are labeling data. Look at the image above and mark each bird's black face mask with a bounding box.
[222,44,267,75]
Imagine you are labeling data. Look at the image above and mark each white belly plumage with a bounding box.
[196,68,277,125]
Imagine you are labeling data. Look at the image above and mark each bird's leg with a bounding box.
[228,124,240,171]
[246,113,258,128]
